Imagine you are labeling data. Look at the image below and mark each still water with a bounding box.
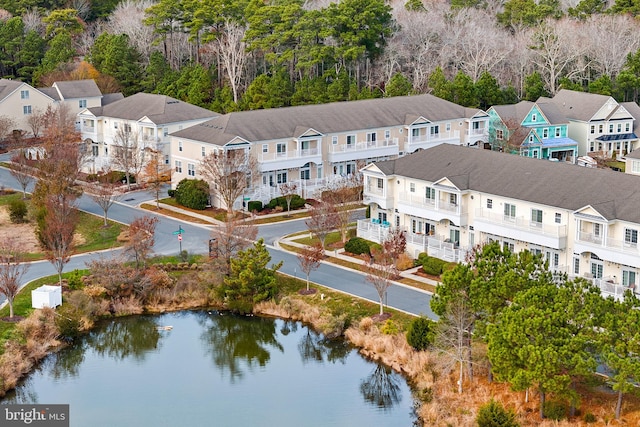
[2,311,418,426]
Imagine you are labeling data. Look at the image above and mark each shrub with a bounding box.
[422,256,446,276]
[396,253,414,271]
[167,189,176,198]
[476,399,519,427]
[380,319,399,335]
[542,400,566,421]
[415,252,429,267]
[67,269,84,290]
[344,237,371,255]
[8,199,27,223]
[174,178,210,210]
[584,413,596,423]
[406,316,434,351]
[247,200,263,212]
[265,195,306,211]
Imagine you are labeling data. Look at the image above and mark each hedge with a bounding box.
[265,195,306,211]
[174,179,210,210]
[344,237,371,255]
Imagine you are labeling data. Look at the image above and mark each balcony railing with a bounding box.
[405,130,460,145]
[330,138,398,153]
[475,209,567,237]
[260,147,319,162]
[576,232,640,256]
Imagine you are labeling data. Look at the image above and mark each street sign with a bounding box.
[243,197,250,201]
[177,234,182,241]
[172,227,185,235]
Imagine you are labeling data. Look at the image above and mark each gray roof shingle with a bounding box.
[374,144,640,223]
[171,94,485,145]
[87,93,217,125]
[550,89,613,122]
[52,79,102,99]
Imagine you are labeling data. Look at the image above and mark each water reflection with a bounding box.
[199,312,283,382]
[360,365,403,410]
[298,327,351,365]
[84,316,162,361]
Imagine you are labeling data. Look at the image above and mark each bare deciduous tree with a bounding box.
[297,243,324,292]
[382,228,406,269]
[433,298,475,395]
[200,148,258,215]
[0,237,29,318]
[305,201,340,250]
[320,180,359,244]
[111,126,145,190]
[108,0,158,64]
[124,216,159,269]
[143,148,171,209]
[279,181,298,216]
[209,219,258,276]
[87,174,122,226]
[9,149,34,198]
[364,253,396,316]
[40,195,78,286]
[212,21,250,104]
[26,107,47,138]
[0,115,16,142]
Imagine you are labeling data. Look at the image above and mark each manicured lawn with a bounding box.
[293,228,356,248]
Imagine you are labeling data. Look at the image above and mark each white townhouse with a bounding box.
[0,79,54,135]
[169,94,489,209]
[78,93,217,174]
[547,90,640,157]
[358,144,640,300]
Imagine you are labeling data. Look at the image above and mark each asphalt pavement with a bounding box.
[0,160,436,319]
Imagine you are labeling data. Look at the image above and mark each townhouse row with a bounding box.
[358,144,640,300]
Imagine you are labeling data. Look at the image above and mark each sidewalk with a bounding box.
[276,234,439,291]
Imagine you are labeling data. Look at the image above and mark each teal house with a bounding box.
[487,100,578,163]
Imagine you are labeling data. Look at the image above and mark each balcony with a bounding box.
[259,147,322,171]
[574,232,640,267]
[464,127,488,144]
[405,130,460,152]
[405,231,466,262]
[328,138,399,163]
[473,208,567,250]
[397,192,466,226]
[357,219,391,243]
[363,186,393,210]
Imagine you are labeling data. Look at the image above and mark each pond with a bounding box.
[1,311,418,426]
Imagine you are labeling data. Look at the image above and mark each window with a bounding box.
[410,183,415,193]
[633,160,640,173]
[164,155,169,165]
[377,178,383,189]
[625,228,638,247]
[412,128,420,138]
[91,145,98,156]
[178,141,183,152]
[430,125,439,136]
[623,270,637,287]
[531,113,537,122]
[79,99,86,108]
[163,128,169,137]
[529,135,534,143]
[626,123,631,132]
[496,129,503,140]
[262,144,268,153]
[175,160,182,173]
[201,146,206,157]
[504,203,516,219]
[346,135,355,145]
[590,125,595,134]
[300,169,310,180]
[542,128,548,138]
[276,143,286,155]
[425,187,435,200]
[446,123,451,132]
[609,124,614,133]
[573,257,580,275]
[277,172,287,184]
[594,223,602,238]
[487,199,493,209]
[332,136,338,145]
[532,150,539,158]
[187,163,195,176]
[618,123,622,133]
[23,105,31,115]
[555,127,561,137]
[555,213,561,224]
[367,132,377,144]
[598,124,603,133]
[384,130,390,140]
[20,90,29,99]
[449,193,457,206]
[531,209,543,225]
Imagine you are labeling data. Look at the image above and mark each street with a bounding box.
[0,159,436,319]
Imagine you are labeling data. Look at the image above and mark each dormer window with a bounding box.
[531,113,537,122]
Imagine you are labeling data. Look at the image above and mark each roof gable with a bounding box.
[523,105,549,126]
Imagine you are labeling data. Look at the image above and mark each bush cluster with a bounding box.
[8,199,28,223]
[344,237,372,255]
[418,254,456,276]
[174,179,210,210]
[265,195,306,211]
[476,400,519,427]
[247,200,262,212]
